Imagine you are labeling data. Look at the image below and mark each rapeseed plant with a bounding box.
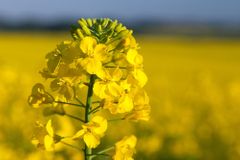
[28,18,150,160]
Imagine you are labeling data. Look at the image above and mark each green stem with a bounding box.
[84,75,96,160]
[108,118,124,122]
[54,101,85,108]
[61,141,83,151]
[89,105,101,114]
[89,146,115,159]
[73,86,85,106]
[65,113,85,123]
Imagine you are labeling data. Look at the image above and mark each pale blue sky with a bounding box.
[0,0,240,22]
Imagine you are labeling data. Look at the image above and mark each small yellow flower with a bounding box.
[126,49,143,66]
[125,90,150,121]
[50,78,74,100]
[113,135,137,160]
[72,116,107,148]
[130,69,148,87]
[28,83,53,108]
[93,68,123,99]
[44,120,55,151]
[31,120,61,151]
[78,36,108,75]
[104,94,134,114]
[125,49,147,87]
[121,35,138,49]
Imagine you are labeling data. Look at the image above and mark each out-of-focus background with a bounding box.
[1,0,240,160]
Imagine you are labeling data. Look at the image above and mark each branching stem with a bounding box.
[89,106,101,114]
[89,146,115,159]
[65,113,85,123]
[54,101,85,108]
[61,141,83,151]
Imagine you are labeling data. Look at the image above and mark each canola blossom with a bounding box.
[113,135,137,160]
[28,18,150,160]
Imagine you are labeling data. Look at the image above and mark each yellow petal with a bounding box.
[83,133,100,149]
[134,90,149,105]
[31,138,40,147]
[112,67,123,81]
[44,135,55,151]
[125,105,151,121]
[91,116,108,136]
[113,135,137,160]
[93,81,107,99]
[123,135,137,149]
[72,129,85,140]
[103,100,117,114]
[80,36,97,55]
[126,49,137,65]
[46,120,54,137]
[120,80,131,92]
[61,41,81,64]
[106,82,122,97]
[94,44,107,61]
[117,94,134,113]
[126,49,142,66]
[129,35,138,48]
[80,57,102,74]
[132,69,148,87]
[46,51,61,73]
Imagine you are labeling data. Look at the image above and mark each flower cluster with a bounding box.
[28,18,150,160]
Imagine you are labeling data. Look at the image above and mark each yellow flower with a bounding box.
[125,90,150,121]
[46,40,81,74]
[31,120,61,151]
[72,116,107,148]
[44,120,55,151]
[78,36,108,75]
[125,49,147,87]
[50,78,74,100]
[125,105,150,121]
[104,94,134,114]
[94,68,134,114]
[121,35,138,49]
[94,81,122,99]
[113,135,137,160]
[126,49,143,66]
[93,68,123,99]
[131,69,148,87]
[28,83,53,108]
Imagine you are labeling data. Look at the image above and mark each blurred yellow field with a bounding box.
[1,33,240,160]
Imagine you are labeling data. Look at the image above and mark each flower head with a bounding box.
[29,18,150,159]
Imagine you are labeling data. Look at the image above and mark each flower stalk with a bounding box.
[84,75,96,160]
